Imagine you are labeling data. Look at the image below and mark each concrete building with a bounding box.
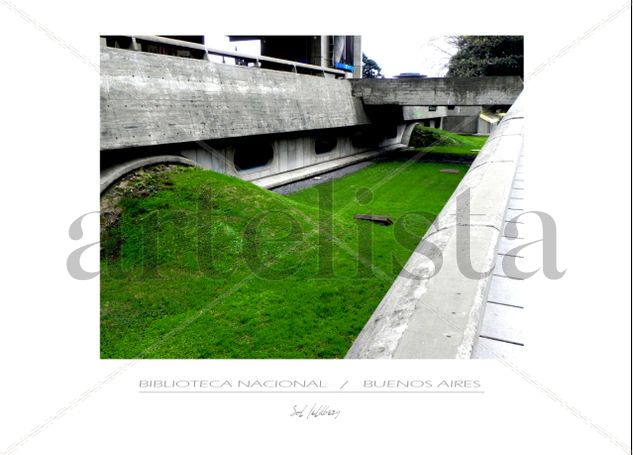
[229,35,362,78]
[403,105,507,134]
[99,35,525,359]
[100,35,521,191]
[101,35,207,59]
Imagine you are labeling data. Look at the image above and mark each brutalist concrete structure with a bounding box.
[100,36,522,192]
[99,35,525,359]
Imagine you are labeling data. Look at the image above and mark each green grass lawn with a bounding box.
[100,161,468,359]
[408,126,488,158]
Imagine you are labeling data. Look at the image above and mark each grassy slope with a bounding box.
[410,126,488,157]
[101,162,468,359]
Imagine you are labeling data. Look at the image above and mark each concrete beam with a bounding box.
[403,105,482,121]
[352,76,523,106]
[101,47,370,151]
[346,93,525,359]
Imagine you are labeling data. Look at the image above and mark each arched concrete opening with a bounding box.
[351,127,383,149]
[381,124,399,140]
[233,141,275,172]
[314,135,337,155]
[100,155,197,194]
[401,122,421,146]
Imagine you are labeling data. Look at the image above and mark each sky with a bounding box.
[361,34,457,77]
[203,35,458,78]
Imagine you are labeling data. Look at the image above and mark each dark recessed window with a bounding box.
[315,136,337,155]
[352,128,382,149]
[383,125,398,139]
[234,142,274,171]
[429,105,437,112]
[448,105,455,111]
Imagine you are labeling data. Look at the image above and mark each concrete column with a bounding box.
[352,36,362,79]
[130,37,141,51]
[310,36,328,68]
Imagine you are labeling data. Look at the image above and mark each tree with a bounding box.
[362,53,383,79]
[447,36,523,78]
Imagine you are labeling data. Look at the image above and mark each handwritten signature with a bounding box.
[290,404,341,420]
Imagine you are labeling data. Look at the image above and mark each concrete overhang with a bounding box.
[100,47,371,151]
[352,76,523,106]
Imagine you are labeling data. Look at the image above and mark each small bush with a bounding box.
[409,126,459,148]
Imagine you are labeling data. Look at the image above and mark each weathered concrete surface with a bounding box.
[403,106,490,134]
[346,93,524,359]
[102,48,522,152]
[101,47,370,150]
[400,123,419,147]
[101,49,523,195]
[403,105,450,121]
[250,144,404,188]
[176,126,407,186]
[100,155,197,193]
[403,105,482,121]
[100,123,407,192]
[441,115,479,134]
[352,76,523,106]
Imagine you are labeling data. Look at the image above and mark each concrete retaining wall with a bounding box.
[346,93,525,359]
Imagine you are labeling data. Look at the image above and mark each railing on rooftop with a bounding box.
[102,35,348,78]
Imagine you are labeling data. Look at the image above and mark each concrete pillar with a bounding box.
[310,36,328,68]
[352,36,362,79]
[130,37,141,51]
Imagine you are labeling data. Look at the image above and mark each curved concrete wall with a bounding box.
[346,94,525,359]
[100,155,197,193]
